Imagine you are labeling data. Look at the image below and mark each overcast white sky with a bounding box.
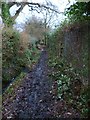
[11,0,75,21]
[0,0,76,30]
[11,0,76,31]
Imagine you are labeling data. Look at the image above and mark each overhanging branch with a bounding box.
[4,2,64,21]
[7,2,63,14]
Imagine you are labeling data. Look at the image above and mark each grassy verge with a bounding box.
[3,49,41,102]
[3,72,27,102]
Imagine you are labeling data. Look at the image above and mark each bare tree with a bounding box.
[25,16,50,44]
[1,0,63,22]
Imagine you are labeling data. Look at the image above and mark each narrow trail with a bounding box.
[3,50,55,119]
[3,50,80,119]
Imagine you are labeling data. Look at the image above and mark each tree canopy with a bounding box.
[1,1,61,26]
[65,1,90,22]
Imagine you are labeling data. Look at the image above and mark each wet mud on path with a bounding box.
[3,50,55,119]
[3,50,80,119]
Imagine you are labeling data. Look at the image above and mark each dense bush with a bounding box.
[64,2,90,24]
[2,27,21,83]
[2,27,40,86]
[47,22,89,117]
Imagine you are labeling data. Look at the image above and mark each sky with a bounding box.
[12,0,76,31]
[11,0,75,21]
[0,0,76,31]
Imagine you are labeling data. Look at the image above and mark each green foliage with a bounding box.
[47,23,89,117]
[2,2,13,26]
[2,27,40,84]
[46,1,89,117]
[2,27,21,82]
[80,86,89,117]
[48,55,88,117]
[65,2,90,23]
[24,46,40,68]
[3,72,27,101]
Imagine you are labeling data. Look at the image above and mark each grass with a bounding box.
[2,49,41,102]
[3,72,27,102]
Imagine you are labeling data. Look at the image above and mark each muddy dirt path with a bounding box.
[3,50,55,119]
[3,50,80,119]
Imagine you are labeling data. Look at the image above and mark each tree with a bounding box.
[2,2,13,26]
[25,16,50,45]
[1,0,61,26]
[39,1,59,45]
[65,1,90,22]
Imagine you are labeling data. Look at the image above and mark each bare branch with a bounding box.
[3,1,63,21]
[7,2,63,14]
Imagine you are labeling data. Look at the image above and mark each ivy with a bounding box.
[2,2,13,26]
[65,2,90,23]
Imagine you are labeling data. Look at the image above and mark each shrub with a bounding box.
[2,27,21,82]
[2,27,40,85]
[47,22,89,117]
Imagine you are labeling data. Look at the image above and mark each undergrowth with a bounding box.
[2,27,40,87]
[48,57,89,117]
[3,72,27,102]
[47,23,89,117]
